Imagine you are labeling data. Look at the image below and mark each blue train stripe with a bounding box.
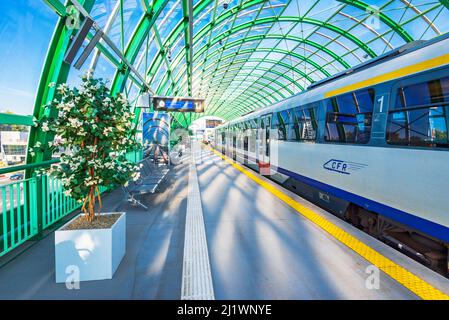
[274,165,449,243]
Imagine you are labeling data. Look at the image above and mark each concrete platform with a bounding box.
[0,147,449,300]
[197,148,449,300]
[0,164,189,300]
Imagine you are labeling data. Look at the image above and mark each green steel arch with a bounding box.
[150,0,414,80]
[168,73,288,110]
[147,15,376,87]
[201,61,307,90]
[27,0,96,175]
[199,65,303,114]
[146,0,420,94]
[156,44,322,94]
[164,57,306,95]
[201,34,352,69]
[157,35,342,94]
[165,46,330,96]
[8,0,449,176]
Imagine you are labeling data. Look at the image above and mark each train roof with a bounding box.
[215,32,449,130]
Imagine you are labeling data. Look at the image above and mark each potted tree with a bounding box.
[30,73,142,283]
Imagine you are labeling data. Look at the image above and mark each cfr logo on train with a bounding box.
[323,159,368,175]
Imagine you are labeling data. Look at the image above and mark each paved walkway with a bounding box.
[1,147,449,299]
[0,164,189,300]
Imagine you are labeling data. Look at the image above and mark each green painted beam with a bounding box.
[153,0,391,77]
[43,0,66,16]
[110,0,171,135]
[111,0,171,95]
[110,14,152,94]
[201,57,313,86]
[204,66,301,93]
[147,15,373,89]
[152,24,180,95]
[158,53,307,97]
[212,93,268,117]
[181,0,194,95]
[29,0,96,178]
[166,47,325,98]
[145,0,215,85]
[439,0,449,9]
[0,159,60,176]
[154,0,411,82]
[338,0,413,42]
[0,113,34,126]
[157,37,328,94]
[198,34,351,70]
[214,96,264,118]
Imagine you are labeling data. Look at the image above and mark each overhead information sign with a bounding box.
[153,96,205,113]
[206,119,223,128]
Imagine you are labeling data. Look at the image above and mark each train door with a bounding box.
[259,114,272,175]
[221,130,226,155]
[226,127,232,158]
[243,128,249,165]
[232,128,237,160]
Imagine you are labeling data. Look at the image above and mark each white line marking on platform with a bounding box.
[181,150,215,300]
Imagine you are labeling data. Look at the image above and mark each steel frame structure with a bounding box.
[0,0,448,176]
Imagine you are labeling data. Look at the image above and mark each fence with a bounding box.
[0,149,142,257]
[1,178,38,255]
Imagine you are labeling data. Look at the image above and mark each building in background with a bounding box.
[190,117,224,143]
[0,131,28,165]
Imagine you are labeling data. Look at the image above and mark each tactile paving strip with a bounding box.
[181,162,215,300]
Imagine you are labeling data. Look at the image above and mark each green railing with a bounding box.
[41,175,81,229]
[1,178,39,256]
[0,149,143,257]
[125,149,143,163]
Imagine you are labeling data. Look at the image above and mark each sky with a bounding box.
[1,0,449,117]
[0,1,57,115]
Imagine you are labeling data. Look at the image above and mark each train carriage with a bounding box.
[212,33,449,276]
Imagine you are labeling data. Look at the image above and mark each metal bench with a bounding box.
[121,158,170,210]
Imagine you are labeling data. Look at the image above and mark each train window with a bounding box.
[272,111,287,140]
[249,119,258,129]
[249,129,256,152]
[292,107,318,141]
[286,108,298,141]
[387,77,449,147]
[271,113,279,138]
[283,109,298,141]
[325,88,374,144]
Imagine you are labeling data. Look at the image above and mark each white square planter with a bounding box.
[55,212,126,283]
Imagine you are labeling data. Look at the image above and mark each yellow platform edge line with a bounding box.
[209,148,449,300]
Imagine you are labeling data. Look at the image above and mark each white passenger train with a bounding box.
[212,34,449,275]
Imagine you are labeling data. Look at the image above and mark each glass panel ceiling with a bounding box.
[138,0,449,120]
[37,0,449,122]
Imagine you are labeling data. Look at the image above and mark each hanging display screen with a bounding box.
[153,96,205,113]
[206,119,223,128]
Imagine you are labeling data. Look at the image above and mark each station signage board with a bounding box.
[153,96,205,113]
[205,119,223,128]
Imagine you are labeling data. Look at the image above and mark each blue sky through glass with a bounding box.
[1,0,449,120]
[0,0,57,115]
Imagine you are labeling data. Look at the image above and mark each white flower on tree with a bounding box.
[31,75,142,223]
[42,122,50,132]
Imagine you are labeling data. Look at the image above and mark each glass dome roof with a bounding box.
[23,0,449,125]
